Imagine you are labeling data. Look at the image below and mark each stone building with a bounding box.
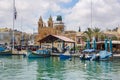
[0,28,31,46]
[104,27,120,40]
[35,15,86,46]
[35,15,65,45]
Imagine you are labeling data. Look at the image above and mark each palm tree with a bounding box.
[100,34,106,41]
[93,27,102,41]
[83,27,102,42]
[83,28,93,41]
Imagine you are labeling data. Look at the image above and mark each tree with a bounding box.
[93,27,102,41]
[111,36,118,40]
[83,28,93,41]
[78,27,81,32]
[83,27,102,41]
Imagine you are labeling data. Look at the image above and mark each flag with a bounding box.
[14,7,17,20]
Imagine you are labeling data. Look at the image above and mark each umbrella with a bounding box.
[86,40,90,49]
[105,39,108,51]
[109,39,112,52]
[93,39,96,49]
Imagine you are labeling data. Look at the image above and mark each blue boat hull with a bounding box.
[60,54,72,60]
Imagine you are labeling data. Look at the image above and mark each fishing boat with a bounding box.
[60,50,72,60]
[93,39,113,61]
[27,49,51,58]
[92,50,112,61]
[80,39,113,61]
[80,49,96,61]
[0,45,12,56]
[80,50,112,61]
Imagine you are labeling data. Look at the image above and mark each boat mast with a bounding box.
[32,28,34,45]
[91,0,93,28]
[12,0,15,52]
[12,0,17,52]
[21,17,23,50]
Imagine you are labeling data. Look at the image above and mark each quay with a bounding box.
[51,52,80,57]
[113,54,120,59]
[51,52,120,58]
[0,50,27,56]
[11,50,27,56]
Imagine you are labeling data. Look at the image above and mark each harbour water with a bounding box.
[0,56,120,80]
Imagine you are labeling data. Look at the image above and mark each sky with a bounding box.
[0,0,120,33]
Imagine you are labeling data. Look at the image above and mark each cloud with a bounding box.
[64,0,120,31]
[0,0,120,33]
[59,0,72,3]
[0,0,50,33]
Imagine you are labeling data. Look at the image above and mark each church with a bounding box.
[35,15,65,45]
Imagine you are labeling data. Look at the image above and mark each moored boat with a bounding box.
[80,39,113,61]
[27,49,51,58]
[94,39,113,61]
[60,54,72,60]
[94,50,112,61]
[80,55,92,61]
[80,49,96,61]
[0,46,12,56]
[60,51,72,60]
[80,50,112,61]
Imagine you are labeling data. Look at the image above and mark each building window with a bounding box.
[77,38,80,44]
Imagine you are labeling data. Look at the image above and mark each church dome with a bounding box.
[56,15,62,21]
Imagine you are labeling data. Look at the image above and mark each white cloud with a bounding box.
[0,0,120,33]
[59,0,72,3]
[0,0,11,10]
[64,0,120,31]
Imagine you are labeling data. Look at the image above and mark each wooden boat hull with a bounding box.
[0,50,12,56]
[27,50,51,58]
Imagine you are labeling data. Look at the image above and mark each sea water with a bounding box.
[0,56,120,80]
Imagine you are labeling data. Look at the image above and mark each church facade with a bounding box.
[35,15,65,45]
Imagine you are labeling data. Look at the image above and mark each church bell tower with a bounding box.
[38,16,43,34]
[48,15,53,28]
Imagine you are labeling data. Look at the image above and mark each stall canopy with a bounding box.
[38,35,75,43]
